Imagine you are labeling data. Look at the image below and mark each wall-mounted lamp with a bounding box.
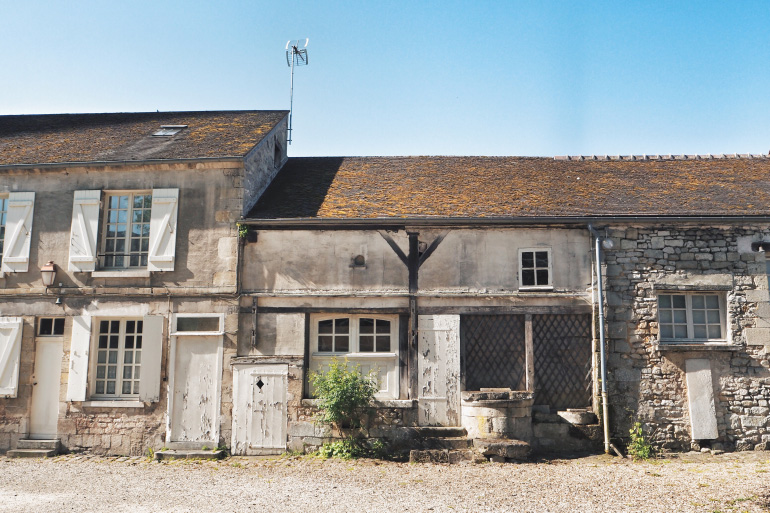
[41,261,57,288]
[602,239,615,250]
[751,242,770,252]
[55,297,62,305]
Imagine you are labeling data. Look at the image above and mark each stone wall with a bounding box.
[604,225,770,451]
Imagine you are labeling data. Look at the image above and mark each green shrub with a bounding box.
[628,421,653,461]
[309,358,377,431]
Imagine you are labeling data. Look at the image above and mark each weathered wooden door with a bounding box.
[169,335,221,444]
[417,315,460,426]
[30,339,63,439]
[231,364,288,455]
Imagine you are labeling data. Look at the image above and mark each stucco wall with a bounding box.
[242,228,592,295]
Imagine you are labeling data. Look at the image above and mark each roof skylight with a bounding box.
[153,125,187,137]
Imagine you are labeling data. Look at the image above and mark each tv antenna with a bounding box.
[285,38,309,145]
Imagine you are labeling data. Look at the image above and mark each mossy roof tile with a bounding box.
[248,156,770,219]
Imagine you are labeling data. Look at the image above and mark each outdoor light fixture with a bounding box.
[41,261,57,288]
[602,239,615,250]
[751,241,770,252]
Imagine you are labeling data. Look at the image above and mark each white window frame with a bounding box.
[657,293,727,343]
[310,314,399,399]
[170,313,225,336]
[518,248,553,290]
[100,190,153,270]
[88,318,145,399]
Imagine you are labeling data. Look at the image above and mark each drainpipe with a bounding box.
[588,224,611,454]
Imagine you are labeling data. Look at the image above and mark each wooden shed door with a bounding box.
[30,339,63,439]
[232,364,288,455]
[417,315,460,426]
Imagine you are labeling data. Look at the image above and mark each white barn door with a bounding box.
[417,315,461,426]
[232,364,288,455]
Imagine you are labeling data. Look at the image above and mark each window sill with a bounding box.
[518,286,554,292]
[655,342,740,352]
[302,398,415,409]
[81,400,146,408]
[312,352,398,358]
[92,270,151,278]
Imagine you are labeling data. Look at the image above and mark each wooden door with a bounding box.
[417,315,460,426]
[30,340,63,439]
[231,364,288,455]
[169,335,221,444]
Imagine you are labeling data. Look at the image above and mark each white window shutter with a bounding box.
[138,315,163,402]
[66,316,91,401]
[147,189,179,272]
[1,192,35,273]
[0,318,23,397]
[68,191,101,272]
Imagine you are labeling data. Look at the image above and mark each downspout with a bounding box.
[588,224,611,454]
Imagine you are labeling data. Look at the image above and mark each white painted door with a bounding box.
[30,340,63,439]
[232,364,288,455]
[169,336,221,443]
[417,315,461,426]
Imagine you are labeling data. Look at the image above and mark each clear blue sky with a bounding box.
[2,1,770,157]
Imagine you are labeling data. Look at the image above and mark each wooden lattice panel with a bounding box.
[461,315,526,391]
[533,314,592,411]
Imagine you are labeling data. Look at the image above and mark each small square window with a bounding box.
[38,317,65,336]
[519,248,552,289]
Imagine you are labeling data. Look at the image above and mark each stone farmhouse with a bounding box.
[1,112,769,458]
[0,111,288,456]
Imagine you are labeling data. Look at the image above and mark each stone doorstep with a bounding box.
[473,439,532,461]
[16,439,61,451]
[409,449,485,464]
[408,426,468,438]
[154,450,226,461]
[7,449,57,458]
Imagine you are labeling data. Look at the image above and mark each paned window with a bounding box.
[0,197,6,261]
[520,249,552,289]
[101,193,152,269]
[37,317,65,336]
[658,294,725,341]
[93,319,142,396]
[311,315,398,399]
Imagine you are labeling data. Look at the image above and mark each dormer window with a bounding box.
[152,125,187,137]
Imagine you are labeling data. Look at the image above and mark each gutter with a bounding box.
[240,214,770,230]
[588,224,611,455]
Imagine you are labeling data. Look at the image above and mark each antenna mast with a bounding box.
[285,38,309,145]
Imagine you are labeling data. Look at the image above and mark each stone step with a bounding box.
[154,450,226,461]
[16,439,61,451]
[7,449,57,458]
[418,437,474,451]
[410,426,467,438]
[473,439,532,462]
[409,449,484,464]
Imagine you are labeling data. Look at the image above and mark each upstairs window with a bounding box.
[102,193,152,269]
[69,189,178,274]
[658,294,725,342]
[519,248,552,289]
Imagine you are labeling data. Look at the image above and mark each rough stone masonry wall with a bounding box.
[604,225,770,452]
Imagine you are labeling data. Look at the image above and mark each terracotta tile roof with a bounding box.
[0,111,288,166]
[247,156,770,219]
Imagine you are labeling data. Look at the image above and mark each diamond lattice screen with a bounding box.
[461,315,526,391]
[533,314,592,411]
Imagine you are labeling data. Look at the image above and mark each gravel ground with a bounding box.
[0,452,769,513]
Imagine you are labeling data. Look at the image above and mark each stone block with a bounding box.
[650,237,665,249]
[613,367,641,382]
[745,328,770,347]
[741,416,767,428]
[533,422,568,439]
